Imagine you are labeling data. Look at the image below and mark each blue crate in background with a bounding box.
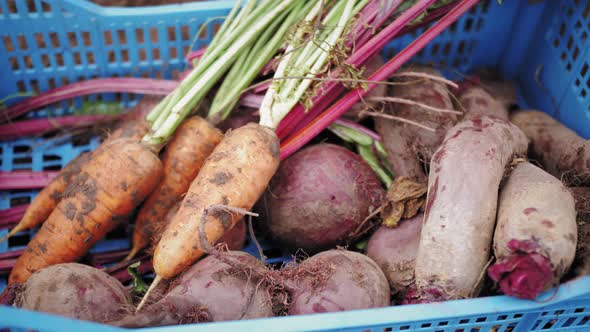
[1,0,590,331]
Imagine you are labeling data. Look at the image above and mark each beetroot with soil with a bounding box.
[366,213,423,301]
[285,250,390,315]
[511,110,590,186]
[111,251,273,327]
[410,117,528,303]
[375,65,458,182]
[15,263,131,323]
[265,143,384,252]
[489,162,577,299]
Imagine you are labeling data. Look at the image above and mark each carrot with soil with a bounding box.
[151,123,280,282]
[125,116,223,262]
[6,0,301,287]
[8,138,163,284]
[138,0,376,310]
[0,152,89,244]
[488,162,577,299]
[0,96,159,245]
[407,117,528,303]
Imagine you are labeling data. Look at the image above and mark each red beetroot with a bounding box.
[511,110,590,186]
[411,117,528,302]
[111,251,273,327]
[488,162,577,299]
[265,144,385,252]
[286,250,390,315]
[375,66,458,182]
[458,86,509,121]
[15,263,131,323]
[366,214,423,300]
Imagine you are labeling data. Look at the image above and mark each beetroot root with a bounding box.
[286,250,390,315]
[375,65,458,182]
[571,187,590,277]
[347,54,386,118]
[15,263,131,323]
[265,143,384,252]
[458,86,509,121]
[111,251,273,327]
[488,162,577,299]
[511,110,590,185]
[366,214,423,300]
[410,117,528,302]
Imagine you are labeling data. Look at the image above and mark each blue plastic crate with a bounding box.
[1,0,590,331]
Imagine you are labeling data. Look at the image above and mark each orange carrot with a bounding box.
[147,201,247,252]
[0,153,90,244]
[125,116,223,261]
[153,123,279,279]
[8,138,162,284]
[0,97,160,245]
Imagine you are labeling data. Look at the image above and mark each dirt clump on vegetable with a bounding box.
[380,177,426,227]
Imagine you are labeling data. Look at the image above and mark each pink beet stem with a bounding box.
[276,0,462,140]
[253,81,271,94]
[239,92,265,109]
[89,249,131,266]
[1,78,178,123]
[185,47,207,64]
[0,259,16,275]
[399,1,459,36]
[279,0,479,160]
[0,171,58,190]
[333,118,381,141]
[0,205,29,229]
[0,114,120,140]
[348,0,402,50]
[275,0,414,140]
[0,249,24,261]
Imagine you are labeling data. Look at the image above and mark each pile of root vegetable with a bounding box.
[1,0,589,327]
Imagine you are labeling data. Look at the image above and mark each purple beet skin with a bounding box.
[265,143,385,252]
[286,250,390,315]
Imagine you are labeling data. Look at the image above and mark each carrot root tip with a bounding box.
[136,274,162,313]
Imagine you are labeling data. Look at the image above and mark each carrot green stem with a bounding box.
[279,0,477,160]
[259,0,370,129]
[207,1,309,122]
[143,0,300,145]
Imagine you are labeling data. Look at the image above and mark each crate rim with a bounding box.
[57,0,236,16]
[1,275,589,331]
